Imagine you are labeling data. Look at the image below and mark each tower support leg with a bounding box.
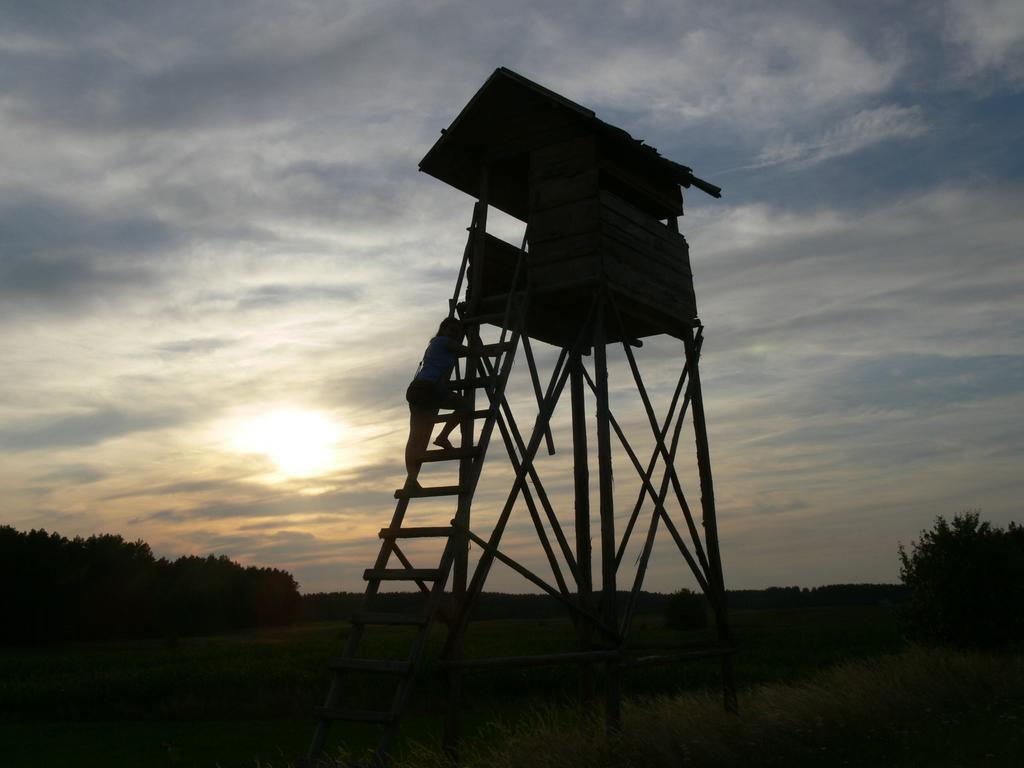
[593,298,621,731]
[685,326,738,713]
[570,351,594,700]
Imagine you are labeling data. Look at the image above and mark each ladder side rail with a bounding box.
[441,290,528,760]
[307,494,415,763]
[448,203,480,317]
[451,243,528,544]
[466,169,490,317]
[374,535,460,767]
[450,294,529,505]
[480,230,526,393]
[441,295,600,659]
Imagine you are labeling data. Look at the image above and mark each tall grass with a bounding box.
[392,648,1024,768]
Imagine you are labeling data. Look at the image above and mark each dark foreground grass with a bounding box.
[392,648,1024,768]
[0,605,902,722]
[0,605,907,767]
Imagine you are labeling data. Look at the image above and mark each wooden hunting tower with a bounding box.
[420,67,720,346]
[306,68,735,768]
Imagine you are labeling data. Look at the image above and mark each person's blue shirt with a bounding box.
[413,336,456,387]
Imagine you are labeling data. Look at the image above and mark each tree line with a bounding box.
[300,583,906,623]
[2,522,915,647]
[0,526,301,645]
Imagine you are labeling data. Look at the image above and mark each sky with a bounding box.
[1,0,1022,594]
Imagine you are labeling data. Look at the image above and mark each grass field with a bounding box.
[3,603,1018,767]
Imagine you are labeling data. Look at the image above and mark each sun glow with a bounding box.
[234,409,342,478]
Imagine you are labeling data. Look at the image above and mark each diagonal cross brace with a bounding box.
[477,355,580,583]
[580,366,710,596]
[609,299,712,579]
[442,296,602,657]
[613,329,703,570]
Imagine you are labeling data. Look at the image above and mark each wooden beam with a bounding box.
[441,297,599,661]
[570,350,594,700]
[610,348,691,569]
[592,296,621,731]
[482,376,572,600]
[449,202,479,315]
[580,365,711,596]
[622,647,736,668]
[611,300,711,579]
[442,649,620,670]
[478,354,580,582]
[684,326,738,713]
[458,526,619,642]
[522,334,556,455]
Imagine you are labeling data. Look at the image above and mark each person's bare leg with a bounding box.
[406,406,435,482]
[433,394,468,450]
[433,414,459,450]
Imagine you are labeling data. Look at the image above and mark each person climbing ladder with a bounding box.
[404,317,473,482]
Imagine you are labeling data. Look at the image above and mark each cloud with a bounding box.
[945,0,1024,82]
[135,484,386,523]
[515,0,917,141]
[0,407,185,452]
[0,0,1022,592]
[31,464,107,487]
[825,353,1024,411]
[157,337,235,356]
[235,283,363,311]
[755,105,928,168]
[0,194,174,307]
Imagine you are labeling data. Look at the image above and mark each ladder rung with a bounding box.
[475,341,514,356]
[364,568,443,581]
[379,525,454,539]
[315,706,396,724]
[328,657,413,674]
[394,485,463,499]
[351,612,427,626]
[431,409,489,423]
[421,447,480,462]
[447,378,492,390]
[463,312,507,325]
[622,647,737,667]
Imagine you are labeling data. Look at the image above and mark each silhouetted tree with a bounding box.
[663,588,708,630]
[899,511,1024,648]
[0,525,302,645]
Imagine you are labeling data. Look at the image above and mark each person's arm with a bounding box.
[446,337,482,357]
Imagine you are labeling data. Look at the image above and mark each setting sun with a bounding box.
[234,409,342,478]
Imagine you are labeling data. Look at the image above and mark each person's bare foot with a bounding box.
[433,435,455,451]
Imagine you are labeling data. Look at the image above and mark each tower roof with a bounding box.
[419,68,720,222]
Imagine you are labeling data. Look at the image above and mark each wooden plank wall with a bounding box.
[526,136,697,329]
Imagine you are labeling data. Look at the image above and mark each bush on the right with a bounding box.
[899,510,1024,648]
[663,587,709,630]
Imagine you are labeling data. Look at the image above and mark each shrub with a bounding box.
[663,588,708,630]
[391,649,1024,768]
[898,511,1024,648]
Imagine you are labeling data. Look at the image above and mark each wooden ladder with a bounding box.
[304,309,524,768]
